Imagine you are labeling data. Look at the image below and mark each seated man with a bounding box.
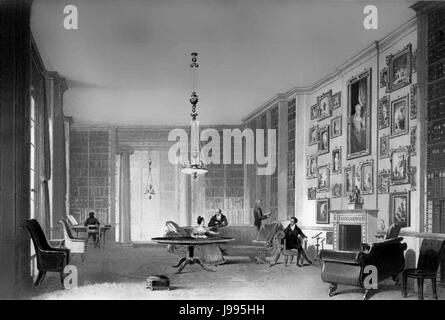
[283,217,312,267]
[208,208,228,230]
[84,211,100,247]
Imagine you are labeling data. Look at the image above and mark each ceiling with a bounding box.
[31,0,416,126]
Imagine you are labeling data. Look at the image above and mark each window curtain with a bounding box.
[39,84,51,233]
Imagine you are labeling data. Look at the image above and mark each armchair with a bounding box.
[24,219,70,287]
[59,219,87,263]
[320,237,407,299]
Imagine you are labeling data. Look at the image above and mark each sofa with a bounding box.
[164,221,285,264]
[320,237,407,300]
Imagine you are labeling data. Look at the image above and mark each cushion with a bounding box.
[165,221,190,237]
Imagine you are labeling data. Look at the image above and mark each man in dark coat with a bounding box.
[253,199,270,231]
[208,208,228,229]
[283,217,312,267]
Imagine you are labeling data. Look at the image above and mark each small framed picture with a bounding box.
[332,147,342,175]
[378,169,390,194]
[318,90,332,121]
[379,135,390,159]
[344,165,354,194]
[332,92,341,110]
[331,116,342,138]
[387,44,412,93]
[310,104,319,120]
[390,147,410,185]
[390,191,410,227]
[390,94,409,138]
[360,160,374,195]
[316,198,330,224]
[378,95,390,130]
[318,125,330,155]
[332,184,342,198]
[307,187,317,200]
[306,154,318,179]
[317,165,330,192]
[309,125,319,146]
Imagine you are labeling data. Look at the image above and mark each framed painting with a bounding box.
[379,135,390,159]
[306,154,318,179]
[344,165,354,194]
[377,169,390,194]
[410,84,417,120]
[360,160,374,195]
[387,44,412,93]
[332,183,342,198]
[410,126,417,156]
[390,191,410,227]
[347,69,372,159]
[390,147,410,185]
[307,187,317,200]
[318,125,330,155]
[316,198,330,224]
[310,104,319,120]
[309,124,319,146]
[332,91,341,110]
[390,94,409,138]
[317,165,330,192]
[317,90,332,121]
[378,95,390,130]
[379,67,388,88]
[332,147,341,174]
[331,116,342,138]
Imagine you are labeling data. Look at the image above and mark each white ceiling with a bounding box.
[31,0,416,126]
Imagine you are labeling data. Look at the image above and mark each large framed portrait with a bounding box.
[360,160,374,195]
[390,94,409,138]
[379,135,390,159]
[344,164,354,194]
[347,69,371,159]
[310,104,319,120]
[318,125,330,155]
[331,116,342,138]
[387,44,412,93]
[317,90,332,121]
[332,92,341,110]
[316,198,330,224]
[390,191,410,227]
[332,147,341,174]
[378,95,390,130]
[307,187,316,200]
[309,124,319,146]
[390,147,410,185]
[306,154,318,179]
[317,165,330,192]
[378,169,390,194]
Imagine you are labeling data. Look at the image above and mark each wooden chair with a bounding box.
[87,224,101,248]
[402,239,445,300]
[24,219,70,287]
[59,219,87,262]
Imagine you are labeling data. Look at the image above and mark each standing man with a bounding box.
[253,199,270,231]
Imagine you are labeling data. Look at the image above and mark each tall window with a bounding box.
[29,94,38,278]
[30,95,37,219]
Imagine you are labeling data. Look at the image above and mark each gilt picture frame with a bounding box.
[316,198,330,224]
[389,191,410,228]
[387,44,412,93]
[347,69,372,160]
[318,125,330,155]
[317,90,332,121]
[360,160,374,195]
[390,94,409,138]
[390,146,410,185]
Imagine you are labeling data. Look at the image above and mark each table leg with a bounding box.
[195,257,216,272]
[173,257,186,268]
[173,245,217,274]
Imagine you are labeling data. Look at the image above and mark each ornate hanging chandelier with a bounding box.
[181,52,207,179]
[144,158,156,199]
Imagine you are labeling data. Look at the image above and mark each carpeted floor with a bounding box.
[27,244,443,300]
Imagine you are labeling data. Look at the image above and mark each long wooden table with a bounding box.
[152,236,234,273]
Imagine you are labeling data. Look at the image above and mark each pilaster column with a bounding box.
[117,145,134,244]
[277,95,289,220]
[64,116,73,219]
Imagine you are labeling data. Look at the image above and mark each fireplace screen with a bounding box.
[339,224,362,251]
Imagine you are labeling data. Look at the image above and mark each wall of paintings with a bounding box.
[302,21,419,236]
